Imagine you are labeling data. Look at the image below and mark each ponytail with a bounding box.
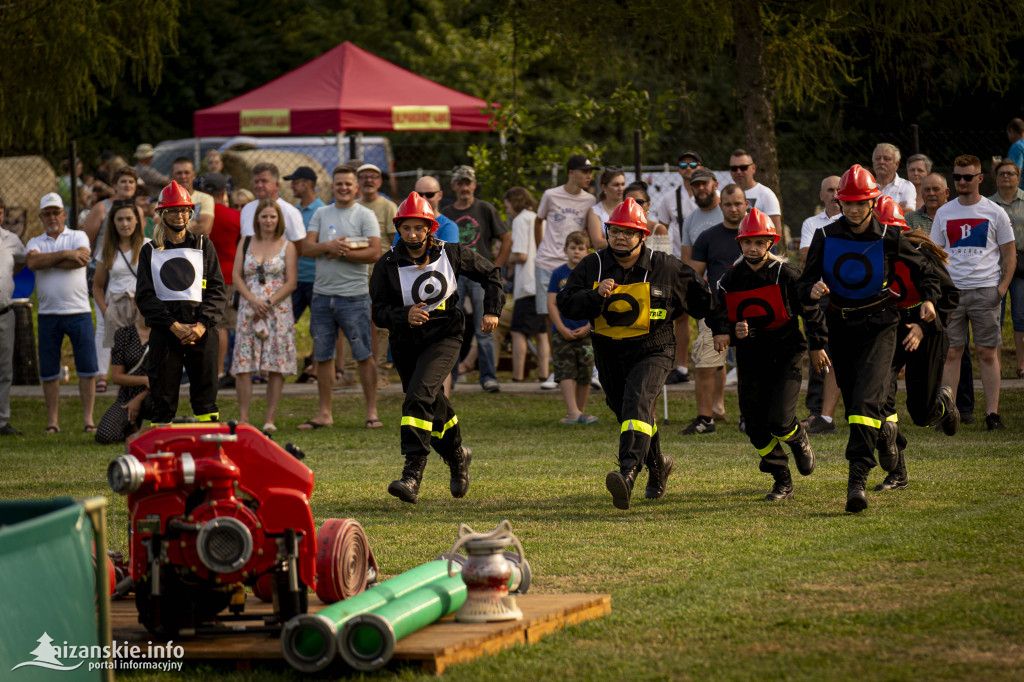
[904,228,948,265]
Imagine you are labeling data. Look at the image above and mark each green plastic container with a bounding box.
[337,572,468,671]
[0,498,107,681]
[280,559,453,672]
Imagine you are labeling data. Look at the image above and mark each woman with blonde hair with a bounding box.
[231,199,297,431]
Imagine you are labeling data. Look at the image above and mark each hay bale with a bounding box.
[0,156,58,240]
[221,150,333,205]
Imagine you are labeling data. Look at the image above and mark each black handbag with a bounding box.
[1016,247,1024,279]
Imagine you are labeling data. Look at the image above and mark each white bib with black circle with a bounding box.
[150,248,204,302]
[398,251,457,312]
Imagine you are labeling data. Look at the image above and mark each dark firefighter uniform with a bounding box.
[797,218,940,482]
[710,257,827,497]
[557,245,713,507]
[369,237,504,496]
[877,237,961,489]
[136,233,225,423]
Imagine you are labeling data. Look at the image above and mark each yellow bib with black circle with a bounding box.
[594,281,653,338]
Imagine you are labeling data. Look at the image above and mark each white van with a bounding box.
[152,134,395,187]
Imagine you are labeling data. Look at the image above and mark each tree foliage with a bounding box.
[0,0,180,150]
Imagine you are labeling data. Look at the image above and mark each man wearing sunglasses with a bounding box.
[411,176,459,244]
[931,155,1017,431]
[728,149,782,237]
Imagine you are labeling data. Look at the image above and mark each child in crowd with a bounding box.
[547,231,597,424]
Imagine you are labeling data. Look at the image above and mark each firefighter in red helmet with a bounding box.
[708,208,828,501]
[136,181,226,423]
[369,191,504,504]
[873,195,961,492]
[557,197,713,510]
[798,165,941,513]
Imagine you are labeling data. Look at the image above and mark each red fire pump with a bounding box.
[107,422,376,637]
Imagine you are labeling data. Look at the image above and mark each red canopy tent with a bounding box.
[193,42,496,136]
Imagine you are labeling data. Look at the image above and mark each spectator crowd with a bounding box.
[2,120,1024,453]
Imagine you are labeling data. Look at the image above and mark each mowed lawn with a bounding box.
[3,387,1023,681]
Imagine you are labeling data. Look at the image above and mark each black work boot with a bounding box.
[937,385,960,436]
[845,463,871,513]
[645,453,675,500]
[765,467,794,501]
[877,421,900,472]
[441,446,472,498]
[387,454,428,504]
[784,426,816,476]
[606,459,641,510]
[874,449,908,491]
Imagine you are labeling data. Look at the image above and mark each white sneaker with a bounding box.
[725,368,738,386]
[590,366,602,391]
[541,372,557,390]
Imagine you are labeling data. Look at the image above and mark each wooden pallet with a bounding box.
[111,592,611,674]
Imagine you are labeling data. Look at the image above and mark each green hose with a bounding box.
[280,559,453,673]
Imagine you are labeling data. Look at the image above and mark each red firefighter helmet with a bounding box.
[393,192,439,232]
[605,197,650,235]
[836,164,882,202]
[735,207,779,245]
[872,195,908,230]
[156,181,195,211]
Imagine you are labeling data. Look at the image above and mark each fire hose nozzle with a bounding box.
[108,454,146,494]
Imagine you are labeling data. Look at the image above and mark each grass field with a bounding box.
[3,387,1023,681]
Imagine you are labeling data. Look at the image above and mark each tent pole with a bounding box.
[337,130,346,166]
[194,138,201,170]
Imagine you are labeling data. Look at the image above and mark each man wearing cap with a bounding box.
[240,162,306,255]
[285,166,326,383]
[357,163,398,384]
[133,143,169,200]
[0,203,27,435]
[679,169,725,264]
[535,154,597,313]
[443,165,510,392]
[557,198,713,510]
[356,163,398,245]
[25,193,98,433]
[195,172,242,388]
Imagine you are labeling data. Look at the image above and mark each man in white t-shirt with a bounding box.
[25,193,98,433]
[873,142,916,213]
[728,148,782,234]
[798,175,841,435]
[930,154,1017,430]
[534,154,597,316]
[505,187,548,383]
[240,162,306,256]
[799,176,841,267]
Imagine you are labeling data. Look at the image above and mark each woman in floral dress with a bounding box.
[232,199,297,431]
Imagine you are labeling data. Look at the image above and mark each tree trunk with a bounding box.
[731,0,781,205]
